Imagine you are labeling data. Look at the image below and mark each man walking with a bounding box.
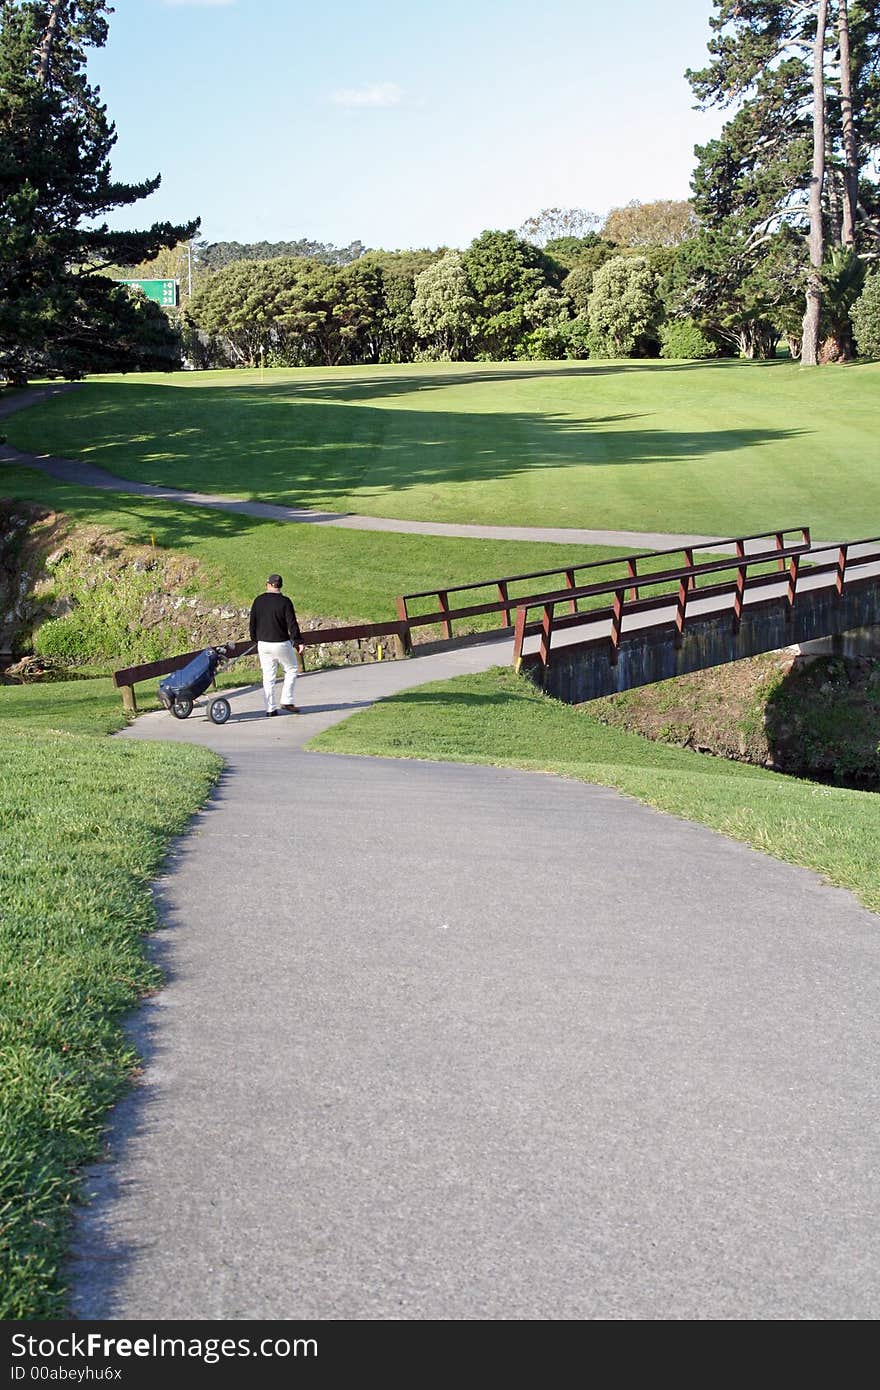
[249,573,305,716]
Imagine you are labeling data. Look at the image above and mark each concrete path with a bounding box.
[66,649,880,1320]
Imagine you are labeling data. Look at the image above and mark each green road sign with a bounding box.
[118,278,179,307]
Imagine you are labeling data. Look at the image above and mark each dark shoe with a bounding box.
[267,710,278,717]
[281,704,299,713]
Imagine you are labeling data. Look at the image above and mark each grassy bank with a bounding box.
[5,358,880,537]
[309,668,880,916]
[592,651,880,787]
[0,681,220,1317]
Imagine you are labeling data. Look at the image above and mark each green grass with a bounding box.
[0,461,695,630]
[0,675,133,735]
[0,682,220,1317]
[5,357,880,537]
[309,668,880,916]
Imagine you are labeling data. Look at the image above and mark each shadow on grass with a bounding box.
[280,356,780,404]
[1,375,808,517]
[372,686,533,711]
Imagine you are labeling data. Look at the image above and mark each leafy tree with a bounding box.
[411,251,476,360]
[186,258,293,367]
[463,230,560,359]
[515,285,573,360]
[518,207,600,248]
[325,259,385,365]
[660,228,800,357]
[359,248,442,363]
[561,241,622,312]
[587,255,660,357]
[851,269,880,354]
[542,232,604,269]
[199,238,366,272]
[601,199,699,247]
[0,0,197,382]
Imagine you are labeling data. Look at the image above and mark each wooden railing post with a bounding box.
[121,684,137,713]
[497,580,511,627]
[775,531,786,572]
[836,545,848,596]
[565,569,578,614]
[627,556,639,601]
[674,578,688,647]
[513,605,528,670]
[786,554,800,618]
[683,547,695,591]
[437,590,452,640]
[733,564,747,633]
[395,596,412,655]
[610,588,625,665]
[539,603,555,674]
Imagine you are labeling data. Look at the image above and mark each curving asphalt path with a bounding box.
[66,649,880,1320]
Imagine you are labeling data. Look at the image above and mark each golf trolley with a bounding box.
[157,643,255,726]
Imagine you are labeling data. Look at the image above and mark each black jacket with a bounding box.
[249,591,302,644]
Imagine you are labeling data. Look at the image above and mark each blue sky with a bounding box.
[92,0,726,250]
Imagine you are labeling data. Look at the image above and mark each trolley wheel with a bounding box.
[170,695,193,720]
[209,697,231,726]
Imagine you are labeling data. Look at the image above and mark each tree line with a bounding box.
[177,228,697,369]
[2,1,879,386]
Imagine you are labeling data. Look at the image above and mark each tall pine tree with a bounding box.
[687,0,880,364]
[0,0,198,383]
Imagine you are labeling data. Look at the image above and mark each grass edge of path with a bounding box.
[0,687,222,1319]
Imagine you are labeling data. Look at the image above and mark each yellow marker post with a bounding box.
[150,532,156,549]
[377,643,384,661]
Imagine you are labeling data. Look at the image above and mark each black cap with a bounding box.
[267,573,283,588]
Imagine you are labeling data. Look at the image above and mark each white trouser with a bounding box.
[258,640,297,711]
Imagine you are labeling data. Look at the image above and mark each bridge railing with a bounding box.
[396,527,811,644]
[788,537,880,596]
[511,536,818,675]
[112,618,410,712]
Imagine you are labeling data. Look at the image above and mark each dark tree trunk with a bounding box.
[802,0,829,367]
[36,0,63,86]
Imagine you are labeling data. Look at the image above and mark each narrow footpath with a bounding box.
[66,652,880,1320]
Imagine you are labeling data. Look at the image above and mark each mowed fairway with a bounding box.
[7,358,880,538]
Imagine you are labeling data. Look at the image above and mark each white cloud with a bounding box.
[330,82,404,109]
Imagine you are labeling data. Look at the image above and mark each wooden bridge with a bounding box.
[510,528,880,702]
[112,526,880,709]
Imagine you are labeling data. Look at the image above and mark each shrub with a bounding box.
[32,558,175,665]
[852,272,880,358]
[660,318,718,360]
